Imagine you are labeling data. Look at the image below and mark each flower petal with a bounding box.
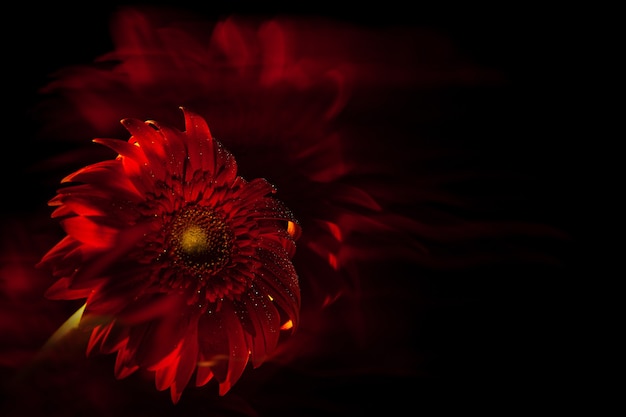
[123,119,173,183]
[169,318,199,403]
[217,301,249,395]
[254,247,300,328]
[60,217,118,249]
[243,284,281,367]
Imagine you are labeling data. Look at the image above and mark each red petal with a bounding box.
[86,322,115,356]
[116,293,184,325]
[98,324,129,355]
[217,302,249,395]
[197,302,255,392]
[170,318,199,403]
[254,248,300,328]
[154,350,180,391]
[60,217,118,249]
[36,236,78,268]
[244,286,281,367]
[53,183,137,204]
[195,365,214,387]
[44,277,91,300]
[182,107,216,181]
[147,122,188,184]
[114,340,140,379]
[130,311,189,370]
[92,137,143,160]
[197,312,229,383]
[233,178,274,211]
[61,160,119,185]
[120,118,168,180]
[252,197,299,223]
[84,270,146,318]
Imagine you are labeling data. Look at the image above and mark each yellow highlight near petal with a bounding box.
[16,303,88,381]
[197,354,230,367]
[280,320,293,330]
[181,225,209,254]
[287,221,297,237]
[42,303,86,350]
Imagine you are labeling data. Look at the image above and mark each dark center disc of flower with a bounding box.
[167,206,233,275]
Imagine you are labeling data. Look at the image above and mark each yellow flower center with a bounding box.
[168,206,233,275]
[181,225,211,255]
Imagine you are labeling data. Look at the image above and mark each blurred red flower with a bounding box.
[8,7,451,410]
[1,4,571,416]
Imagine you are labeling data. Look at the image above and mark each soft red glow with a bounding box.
[325,221,342,242]
[327,253,339,270]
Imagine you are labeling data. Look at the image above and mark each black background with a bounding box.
[2,1,608,415]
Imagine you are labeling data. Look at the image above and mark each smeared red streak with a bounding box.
[294,132,349,183]
[258,21,286,86]
[323,68,351,120]
[213,19,250,72]
[327,253,339,270]
[306,239,340,269]
[111,9,159,85]
[321,293,343,308]
[324,221,342,241]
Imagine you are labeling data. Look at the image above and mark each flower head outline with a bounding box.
[37,107,302,402]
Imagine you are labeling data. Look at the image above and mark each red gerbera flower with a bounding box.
[37,107,302,403]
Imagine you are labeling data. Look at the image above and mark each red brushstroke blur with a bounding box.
[1,3,585,416]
